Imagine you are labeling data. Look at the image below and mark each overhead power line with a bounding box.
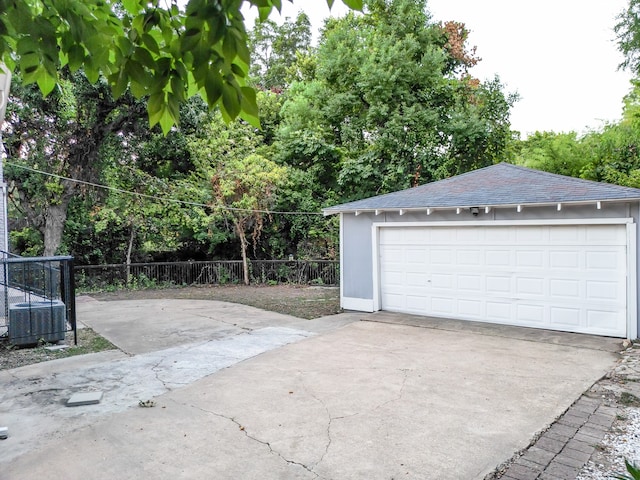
[4,161,324,216]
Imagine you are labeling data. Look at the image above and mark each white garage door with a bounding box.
[379,224,628,337]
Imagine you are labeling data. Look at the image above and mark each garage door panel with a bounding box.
[431,273,453,288]
[586,281,620,301]
[487,302,511,320]
[432,228,455,242]
[486,276,511,294]
[383,271,404,286]
[516,304,545,323]
[550,307,581,326]
[405,272,427,287]
[486,250,511,266]
[550,227,580,242]
[431,297,455,315]
[459,299,483,317]
[587,310,620,331]
[516,277,545,296]
[516,227,545,243]
[549,251,580,268]
[457,249,482,266]
[516,250,545,267]
[549,279,580,298]
[431,249,453,264]
[458,275,482,292]
[586,225,626,243]
[406,295,428,310]
[586,251,622,269]
[379,224,628,337]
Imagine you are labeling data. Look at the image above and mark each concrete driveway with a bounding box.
[0,298,621,479]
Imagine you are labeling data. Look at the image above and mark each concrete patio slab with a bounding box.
[76,298,359,354]
[0,301,620,480]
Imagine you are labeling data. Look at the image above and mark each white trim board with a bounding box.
[342,297,374,312]
[627,222,638,339]
[371,218,634,230]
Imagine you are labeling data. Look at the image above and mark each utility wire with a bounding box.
[4,161,324,216]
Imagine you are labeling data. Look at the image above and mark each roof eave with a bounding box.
[322,198,640,216]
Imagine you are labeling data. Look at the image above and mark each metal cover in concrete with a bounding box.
[66,392,102,407]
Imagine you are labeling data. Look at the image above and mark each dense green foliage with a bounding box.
[14,0,640,267]
[514,78,640,187]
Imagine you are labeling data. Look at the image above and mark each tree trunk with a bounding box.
[236,222,250,286]
[42,199,70,257]
[125,222,136,286]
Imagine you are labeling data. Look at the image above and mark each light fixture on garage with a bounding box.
[517,205,523,213]
[426,208,433,215]
[456,208,461,214]
[557,203,562,211]
[375,210,382,216]
[485,206,491,214]
[597,201,602,210]
[399,209,406,216]
[470,207,479,216]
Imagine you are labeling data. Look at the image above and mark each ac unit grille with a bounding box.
[9,300,66,346]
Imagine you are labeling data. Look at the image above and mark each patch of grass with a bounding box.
[61,329,116,357]
[620,391,640,406]
[0,327,117,370]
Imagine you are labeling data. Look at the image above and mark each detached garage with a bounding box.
[323,163,640,339]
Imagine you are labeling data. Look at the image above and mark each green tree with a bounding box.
[616,0,640,73]
[4,72,148,256]
[0,0,361,132]
[277,0,517,202]
[249,12,312,90]
[187,97,286,271]
[514,131,592,178]
[512,79,640,189]
[210,154,287,285]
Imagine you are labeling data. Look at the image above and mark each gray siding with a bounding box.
[341,214,374,300]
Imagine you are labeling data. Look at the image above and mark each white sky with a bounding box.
[243,0,634,138]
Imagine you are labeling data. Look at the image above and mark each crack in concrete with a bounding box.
[193,404,325,479]
[298,372,333,467]
[189,312,254,332]
[148,339,219,390]
[151,355,172,392]
[374,368,410,412]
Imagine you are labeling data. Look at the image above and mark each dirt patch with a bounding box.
[91,284,342,320]
[0,327,116,371]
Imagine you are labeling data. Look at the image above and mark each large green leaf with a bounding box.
[222,83,241,120]
[36,71,57,96]
[341,0,363,10]
[122,0,141,14]
[67,45,85,71]
[204,69,223,106]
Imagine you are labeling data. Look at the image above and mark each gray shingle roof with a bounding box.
[323,163,640,214]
